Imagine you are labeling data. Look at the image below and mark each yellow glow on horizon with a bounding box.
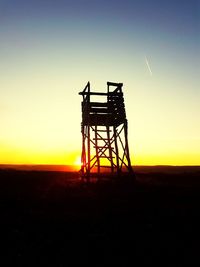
[132,152,200,166]
[0,142,81,165]
[1,145,200,166]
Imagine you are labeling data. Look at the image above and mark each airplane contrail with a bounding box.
[145,55,153,76]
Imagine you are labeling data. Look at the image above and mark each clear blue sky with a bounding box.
[0,0,199,165]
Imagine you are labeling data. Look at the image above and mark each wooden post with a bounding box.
[107,126,114,173]
[113,126,120,175]
[95,125,100,174]
[124,120,132,173]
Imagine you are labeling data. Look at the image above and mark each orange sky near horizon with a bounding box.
[0,0,199,166]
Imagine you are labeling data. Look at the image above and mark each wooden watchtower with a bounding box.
[79,81,133,180]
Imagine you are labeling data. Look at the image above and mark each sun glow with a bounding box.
[74,156,81,166]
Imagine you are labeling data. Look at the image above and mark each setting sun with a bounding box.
[74,156,81,166]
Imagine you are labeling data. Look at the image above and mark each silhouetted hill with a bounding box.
[0,164,78,172]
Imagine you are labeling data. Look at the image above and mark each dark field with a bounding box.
[1,167,200,265]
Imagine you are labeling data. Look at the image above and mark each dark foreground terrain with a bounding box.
[0,167,200,266]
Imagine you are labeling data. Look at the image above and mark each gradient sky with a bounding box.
[0,0,199,165]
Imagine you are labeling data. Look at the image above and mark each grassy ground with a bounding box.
[0,167,200,265]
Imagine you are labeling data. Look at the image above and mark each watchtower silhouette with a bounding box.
[79,81,133,180]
